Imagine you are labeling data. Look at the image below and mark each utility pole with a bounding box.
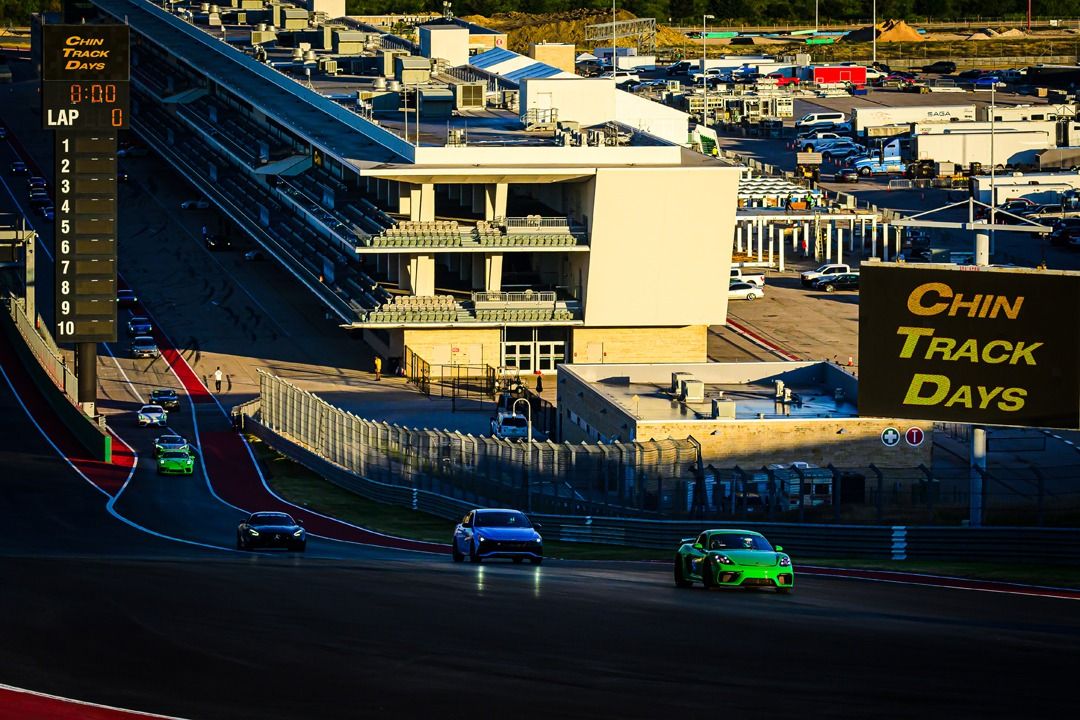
[702,14,714,127]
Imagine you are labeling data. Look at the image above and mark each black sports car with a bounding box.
[149,388,181,412]
[237,512,307,551]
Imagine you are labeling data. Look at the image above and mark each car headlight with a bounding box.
[138,415,148,421]
[293,529,303,537]
[534,537,542,543]
[477,536,485,543]
[778,556,792,567]
[247,529,260,536]
[714,554,735,565]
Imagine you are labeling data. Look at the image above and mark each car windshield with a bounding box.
[162,451,189,460]
[153,390,177,398]
[134,339,155,347]
[501,416,527,428]
[709,533,773,552]
[252,513,295,525]
[159,437,185,445]
[130,317,149,325]
[142,405,163,412]
[474,511,532,528]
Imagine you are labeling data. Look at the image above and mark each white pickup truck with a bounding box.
[730,268,766,287]
[800,263,852,287]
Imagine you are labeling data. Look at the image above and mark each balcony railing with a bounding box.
[472,291,557,304]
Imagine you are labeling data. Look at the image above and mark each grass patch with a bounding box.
[245,436,1079,582]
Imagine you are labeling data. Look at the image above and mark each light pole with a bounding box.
[872,0,877,66]
[513,397,533,512]
[702,14,715,127]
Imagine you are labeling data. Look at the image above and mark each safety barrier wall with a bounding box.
[2,296,112,462]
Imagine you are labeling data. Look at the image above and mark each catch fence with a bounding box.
[255,371,701,515]
[6,294,78,402]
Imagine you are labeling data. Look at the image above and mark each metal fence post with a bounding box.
[793,465,806,523]
[828,463,841,523]
[870,463,884,521]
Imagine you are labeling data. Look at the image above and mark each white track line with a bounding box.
[0,365,234,552]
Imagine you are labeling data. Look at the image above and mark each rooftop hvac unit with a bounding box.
[318,57,338,75]
[712,399,736,419]
[447,128,467,146]
[303,49,317,62]
[292,48,303,61]
[373,76,387,91]
[454,82,485,110]
[199,3,209,11]
[671,372,694,394]
[681,379,705,403]
[388,79,402,91]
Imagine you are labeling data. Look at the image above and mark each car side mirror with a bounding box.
[693,543,703,551]
[297,520,304,526]
[776,545,784,553]
[533,522,542,530]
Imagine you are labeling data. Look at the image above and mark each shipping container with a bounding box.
[811,65,867,86]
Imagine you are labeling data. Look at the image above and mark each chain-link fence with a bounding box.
[256,371,702,516]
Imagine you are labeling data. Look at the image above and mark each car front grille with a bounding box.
[481,540,536,553]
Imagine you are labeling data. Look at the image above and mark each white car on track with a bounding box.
[137,404,168,427]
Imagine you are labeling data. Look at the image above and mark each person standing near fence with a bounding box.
[214,366,223,392]
[374,355,382,381]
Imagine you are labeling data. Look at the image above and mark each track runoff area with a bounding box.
[1,20,1079,720]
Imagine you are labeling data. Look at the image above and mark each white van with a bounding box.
[796,111,848,129]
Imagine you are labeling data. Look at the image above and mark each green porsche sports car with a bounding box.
[674,529,794,593]
[157,449,195,476]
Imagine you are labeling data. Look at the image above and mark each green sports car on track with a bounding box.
[674,529,794,593]
[157,449,195,476]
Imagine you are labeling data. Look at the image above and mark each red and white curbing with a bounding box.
[0,683,189,720]
[725,319,802,362]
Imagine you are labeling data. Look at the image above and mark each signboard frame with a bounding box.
[858,262,1080,430]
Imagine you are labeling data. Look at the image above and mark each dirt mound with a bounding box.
[997,28,1027,38]
[967,32,993,40]
[845,18,924,43]
[461,10,689,53]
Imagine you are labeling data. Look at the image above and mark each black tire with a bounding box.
[824,284,836,293]
[294,542,306,553]
[674,556,693,588]
[701,557,715,589]
[530,557,543,566]
[470,542,483,563]
[512,557,524,564]
[746,293,757,301]
[236,534,245,551]
[777,587,793,595]
[858,167,871,177]
[452,540,464,563]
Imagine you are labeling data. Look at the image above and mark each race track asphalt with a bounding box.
[1,368,1079,720]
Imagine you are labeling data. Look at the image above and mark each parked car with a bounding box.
[491,410,529,440]
[729,281,764,301]
[179,199,210,210]
[130,335,160,359]
[673,529,794,593]
[812,272,860,292]
[127,315,152,336]
[451,508,543,565]
[1050,224,1080,247]
[974,74,1005,90]
[975,197,1035,219]
[921,61,957,74]
[730,268,766,286]
[801,263,852,286]
[237,512,306,551]
[834,167,859,183]
[149,388,181,412]
[136,404,168,427]
[852,156,907,176]
[666,60,692,76]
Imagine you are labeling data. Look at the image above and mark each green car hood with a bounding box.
[714,550,780,568]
